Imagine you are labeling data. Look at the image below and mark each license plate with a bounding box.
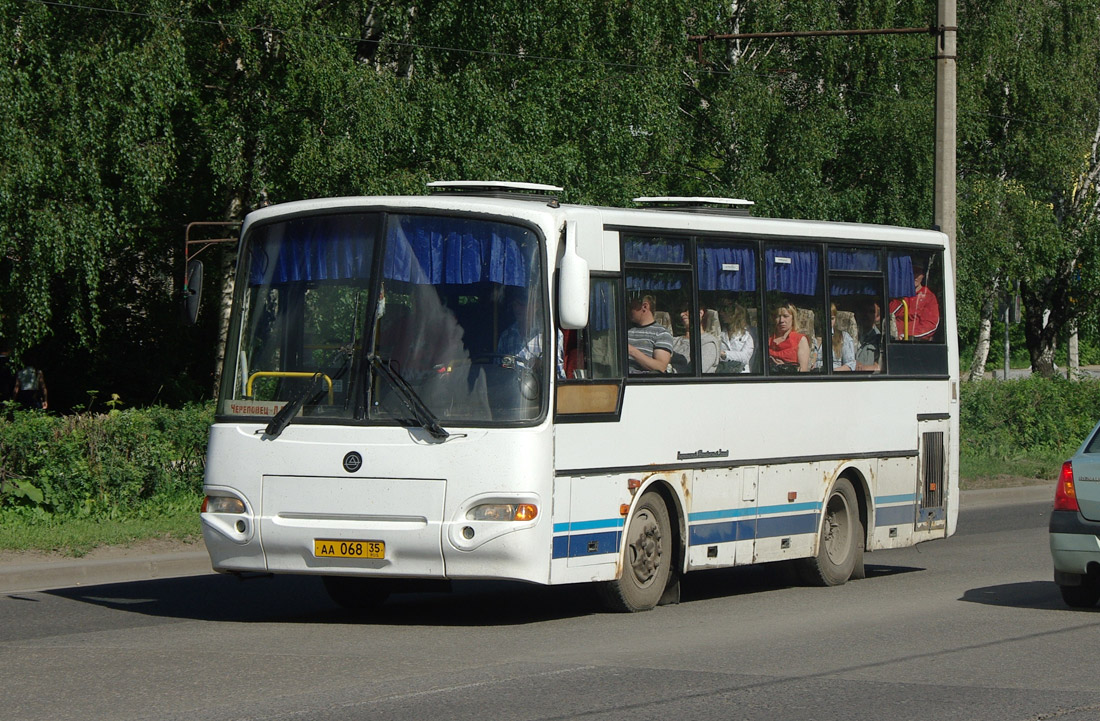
[314,539,385,559]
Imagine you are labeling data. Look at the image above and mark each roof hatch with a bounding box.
[427,180,564,204]
[633,196,754,216]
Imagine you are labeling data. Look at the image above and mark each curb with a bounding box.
[0,551,213,595]
[0,485,1056,595]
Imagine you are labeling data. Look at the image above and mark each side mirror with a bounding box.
[558,221,589,330]
[183,259,203,325]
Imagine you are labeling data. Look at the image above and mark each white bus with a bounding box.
[199,181,957,612]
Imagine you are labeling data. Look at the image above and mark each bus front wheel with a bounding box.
[598,491,672,612]
[798,478,862,587]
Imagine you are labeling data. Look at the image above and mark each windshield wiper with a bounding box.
[367,353,450,440]
[263,343,357,439]
[264,372,325,438]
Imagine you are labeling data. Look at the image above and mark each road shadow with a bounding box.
[48,560,926,626]
[48,573,606,626]
[679,561,922,603]
[960,580,1093,611]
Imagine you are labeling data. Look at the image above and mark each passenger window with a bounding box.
[698,241,759,375]
[888,252,942,343]
[764,245,823,375]
[885,250,948,376]
[625,270,692,375]
[830,278,885,374]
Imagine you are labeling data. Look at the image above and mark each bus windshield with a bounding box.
[222,211,547,426]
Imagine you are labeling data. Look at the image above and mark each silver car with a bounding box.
[1050,421,1100,608]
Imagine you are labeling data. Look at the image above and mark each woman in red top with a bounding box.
[768,302,810,372]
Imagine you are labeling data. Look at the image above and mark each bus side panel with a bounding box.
[871,456,919,550]
[750,463,822,564]
[549,474,626,585]
[686,467,757,569]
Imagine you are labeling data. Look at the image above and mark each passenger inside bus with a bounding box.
[627,295,674,373]
[889,259,940,341]
[717,301,756,374]
[826,303,857,372]
[768,301,810,372]
[854,299,884,372]
[670,305,720,374]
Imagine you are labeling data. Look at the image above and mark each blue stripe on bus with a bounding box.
[554,498,920,558]
[688,501,820,523]
[552,530,622,559]
[874,504,916,526]
[552,517,625,534]
[875,493,918,505]
[689,512,820,546]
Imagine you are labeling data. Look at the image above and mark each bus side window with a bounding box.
[764,245,824,375]
[698,242,759,376]
[885,251,948,376]
[561,276,623,380]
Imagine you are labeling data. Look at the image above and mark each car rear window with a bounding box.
[1085,427,1100,455]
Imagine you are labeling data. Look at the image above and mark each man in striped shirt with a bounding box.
[627,295,673,373]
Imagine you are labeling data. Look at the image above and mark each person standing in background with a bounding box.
[14,362,47,410]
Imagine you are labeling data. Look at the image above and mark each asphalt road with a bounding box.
[4,492,1099,721]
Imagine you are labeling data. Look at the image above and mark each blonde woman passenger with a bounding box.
[767,302,810,372]
[718,302,755,373]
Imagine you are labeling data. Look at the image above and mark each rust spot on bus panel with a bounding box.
[827,459,853,488]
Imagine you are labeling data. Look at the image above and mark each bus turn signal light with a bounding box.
[202,496,246,514]
[467,503,538,522]
[1054,461,1079,512]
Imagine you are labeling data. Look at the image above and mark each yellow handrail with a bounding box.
[246,372,334,404]
[899,299,910,340]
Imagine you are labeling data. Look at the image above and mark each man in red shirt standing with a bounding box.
[890,261,940,341]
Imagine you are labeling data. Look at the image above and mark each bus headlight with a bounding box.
[202,495,246,514]
[466,503,538,522]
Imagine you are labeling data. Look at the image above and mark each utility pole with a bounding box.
[934,0,957,282]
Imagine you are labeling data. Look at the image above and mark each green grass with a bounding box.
[959,450,1064,489]
[0,494,202,556]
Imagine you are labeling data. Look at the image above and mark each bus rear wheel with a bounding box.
[798,478,862,587]
[598,491,672,612]
[322,576,391,610]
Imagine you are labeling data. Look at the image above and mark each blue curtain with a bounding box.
[249,215,533,288]
[590,280,615,332]
[888,254,915,297]
[624,238,686,264]
[383,216,531,286]
[248,216,372,286]
[765,248,818,295]
[828,249,880,272]
[697,245,756,291]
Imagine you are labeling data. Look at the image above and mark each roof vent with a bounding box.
[427,180,564,205]
[633,196,754,216]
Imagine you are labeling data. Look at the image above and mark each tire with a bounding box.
[1059,581,1100,609]
[322,576,391,611]
[798,478,861,587]
[597,491,673,612]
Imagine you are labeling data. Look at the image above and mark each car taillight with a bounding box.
[1054,461,1079,512]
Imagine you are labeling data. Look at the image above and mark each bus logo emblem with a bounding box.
[342,452,363,473]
